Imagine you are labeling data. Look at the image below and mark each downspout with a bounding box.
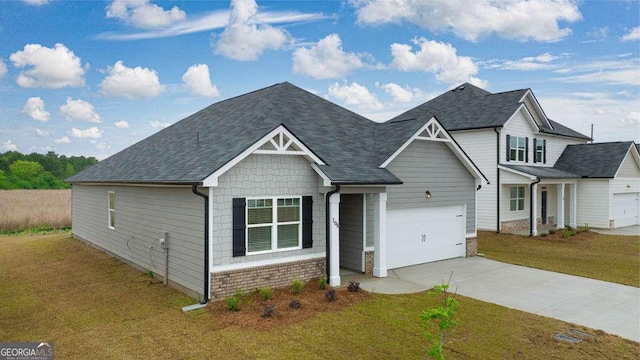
[191,185,210,305]
[494,127,501,233]
[529,178,541,237]
[325,184,341,280]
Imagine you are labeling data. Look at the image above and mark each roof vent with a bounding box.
[458,85,465,91]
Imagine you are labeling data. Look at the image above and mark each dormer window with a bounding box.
[507,135,528,162]
[534,138,546,164]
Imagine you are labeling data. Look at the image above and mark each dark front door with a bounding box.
[541,190,548,224]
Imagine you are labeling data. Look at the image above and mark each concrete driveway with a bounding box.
[344,257,640,342]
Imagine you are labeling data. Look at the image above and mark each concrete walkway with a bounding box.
[342,257,640,342]
[592,225,640,236]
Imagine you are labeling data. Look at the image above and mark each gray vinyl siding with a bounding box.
[386,140,476,234]
[339,194,363,272]
[212,154,325,266]
[365,194,374,247]
[72,185,205,295]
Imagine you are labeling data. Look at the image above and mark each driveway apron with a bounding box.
[352,257,640,342]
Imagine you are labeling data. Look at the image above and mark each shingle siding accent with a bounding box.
[210,257,325,300]
[72,184,205,296]
[386,140,476,234]
[212,154,325,266]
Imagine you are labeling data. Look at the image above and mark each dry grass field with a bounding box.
[0,189,71,232]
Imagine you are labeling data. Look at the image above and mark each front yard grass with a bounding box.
[1,234,638,359]
[478,231,640,287]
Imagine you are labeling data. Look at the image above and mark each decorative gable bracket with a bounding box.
[202,125,324,187]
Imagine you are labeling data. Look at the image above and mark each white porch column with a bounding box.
[531,183,538,236]
[556,183,565,228]
[373,192,387,278]
[329,192,341,287]
[569,183,577,228]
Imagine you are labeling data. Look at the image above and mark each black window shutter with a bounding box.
[525,137,529,163]
[302,196,313,248]
[506,134,511,162]
[543,139,547,164]
[533,139,537,163]
[232,198,246,257]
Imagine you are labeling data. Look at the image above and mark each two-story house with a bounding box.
[389,83,640,234]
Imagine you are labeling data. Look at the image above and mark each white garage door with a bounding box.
[387,205,465,269]
[613,193,639,228]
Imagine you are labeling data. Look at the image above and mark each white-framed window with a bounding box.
[535,139,545,163]
[246,196,301,254]
[509,186,525,211]
[108,191,116,229]
[509,136,526,162]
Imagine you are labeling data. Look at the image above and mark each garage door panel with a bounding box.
[613,193,639,228]
[387,206,465,269]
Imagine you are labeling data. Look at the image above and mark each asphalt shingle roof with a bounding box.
[501,164,581,179]
[388,83,590,140]
[554,141,635,178]
[68,82,405,185]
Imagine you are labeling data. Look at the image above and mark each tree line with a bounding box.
[0,151,98,189]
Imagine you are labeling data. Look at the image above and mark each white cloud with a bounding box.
[99,60,163,99]
[292,34,366,79]
[9,43,87,88]
[22,97,50,122]
[21,0,50,5]
[539,93,640,143]
[390,37,486,87]
[375,82,428,103]
[106,0,186,29]
[483,52,565,71]
[150,120,170,128]
[328,82,382,110]
[0,59,7,78]
[54,136,71,144]
[621,27,640,41]
[351,0,581,42]
[114,120,130,129]
[69,127,103,139]
[2,140,18,151]
[59,97,102,123]
[182,64,219,97]
[95,142,110,150]
[212,0,291,61]
[35,128,49,137]
[554,58,640,86]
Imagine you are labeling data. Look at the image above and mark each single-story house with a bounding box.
[67,82,486,301]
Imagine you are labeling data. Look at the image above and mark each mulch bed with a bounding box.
[533,228,595,242]
[208,279,372,330]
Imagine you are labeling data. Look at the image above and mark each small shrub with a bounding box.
[325,289,337,302]
[540,232,548,237]
[421,275,459,360]
[235,289,247,299]
[347,280,360,292]
[259,287,273,301]
[289,299,301,309]
[261,305,277,318]
[292,279,304,294]
[318,276,328,290]
[548,229,556,235]
[226,296,240,311]
[569,230,577,237]
[577,225,589,233]
[144,269,154,278]
[561,231,571,238]
[565,225,574,231]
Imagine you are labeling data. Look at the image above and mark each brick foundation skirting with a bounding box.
[465,237,477,257]
[210,257,326,300]
[364,250,374,275]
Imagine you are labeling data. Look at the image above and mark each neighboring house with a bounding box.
[67,82,485,301]
[392,83,640,234]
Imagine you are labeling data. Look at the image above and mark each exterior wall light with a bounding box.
[425,190,431,198]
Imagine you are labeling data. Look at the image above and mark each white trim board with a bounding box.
[210,253,325,273]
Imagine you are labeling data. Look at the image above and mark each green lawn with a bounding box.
[478,231,640,287]
[1,234,638,359]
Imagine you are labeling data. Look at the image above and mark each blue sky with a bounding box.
[0,0,638,159]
